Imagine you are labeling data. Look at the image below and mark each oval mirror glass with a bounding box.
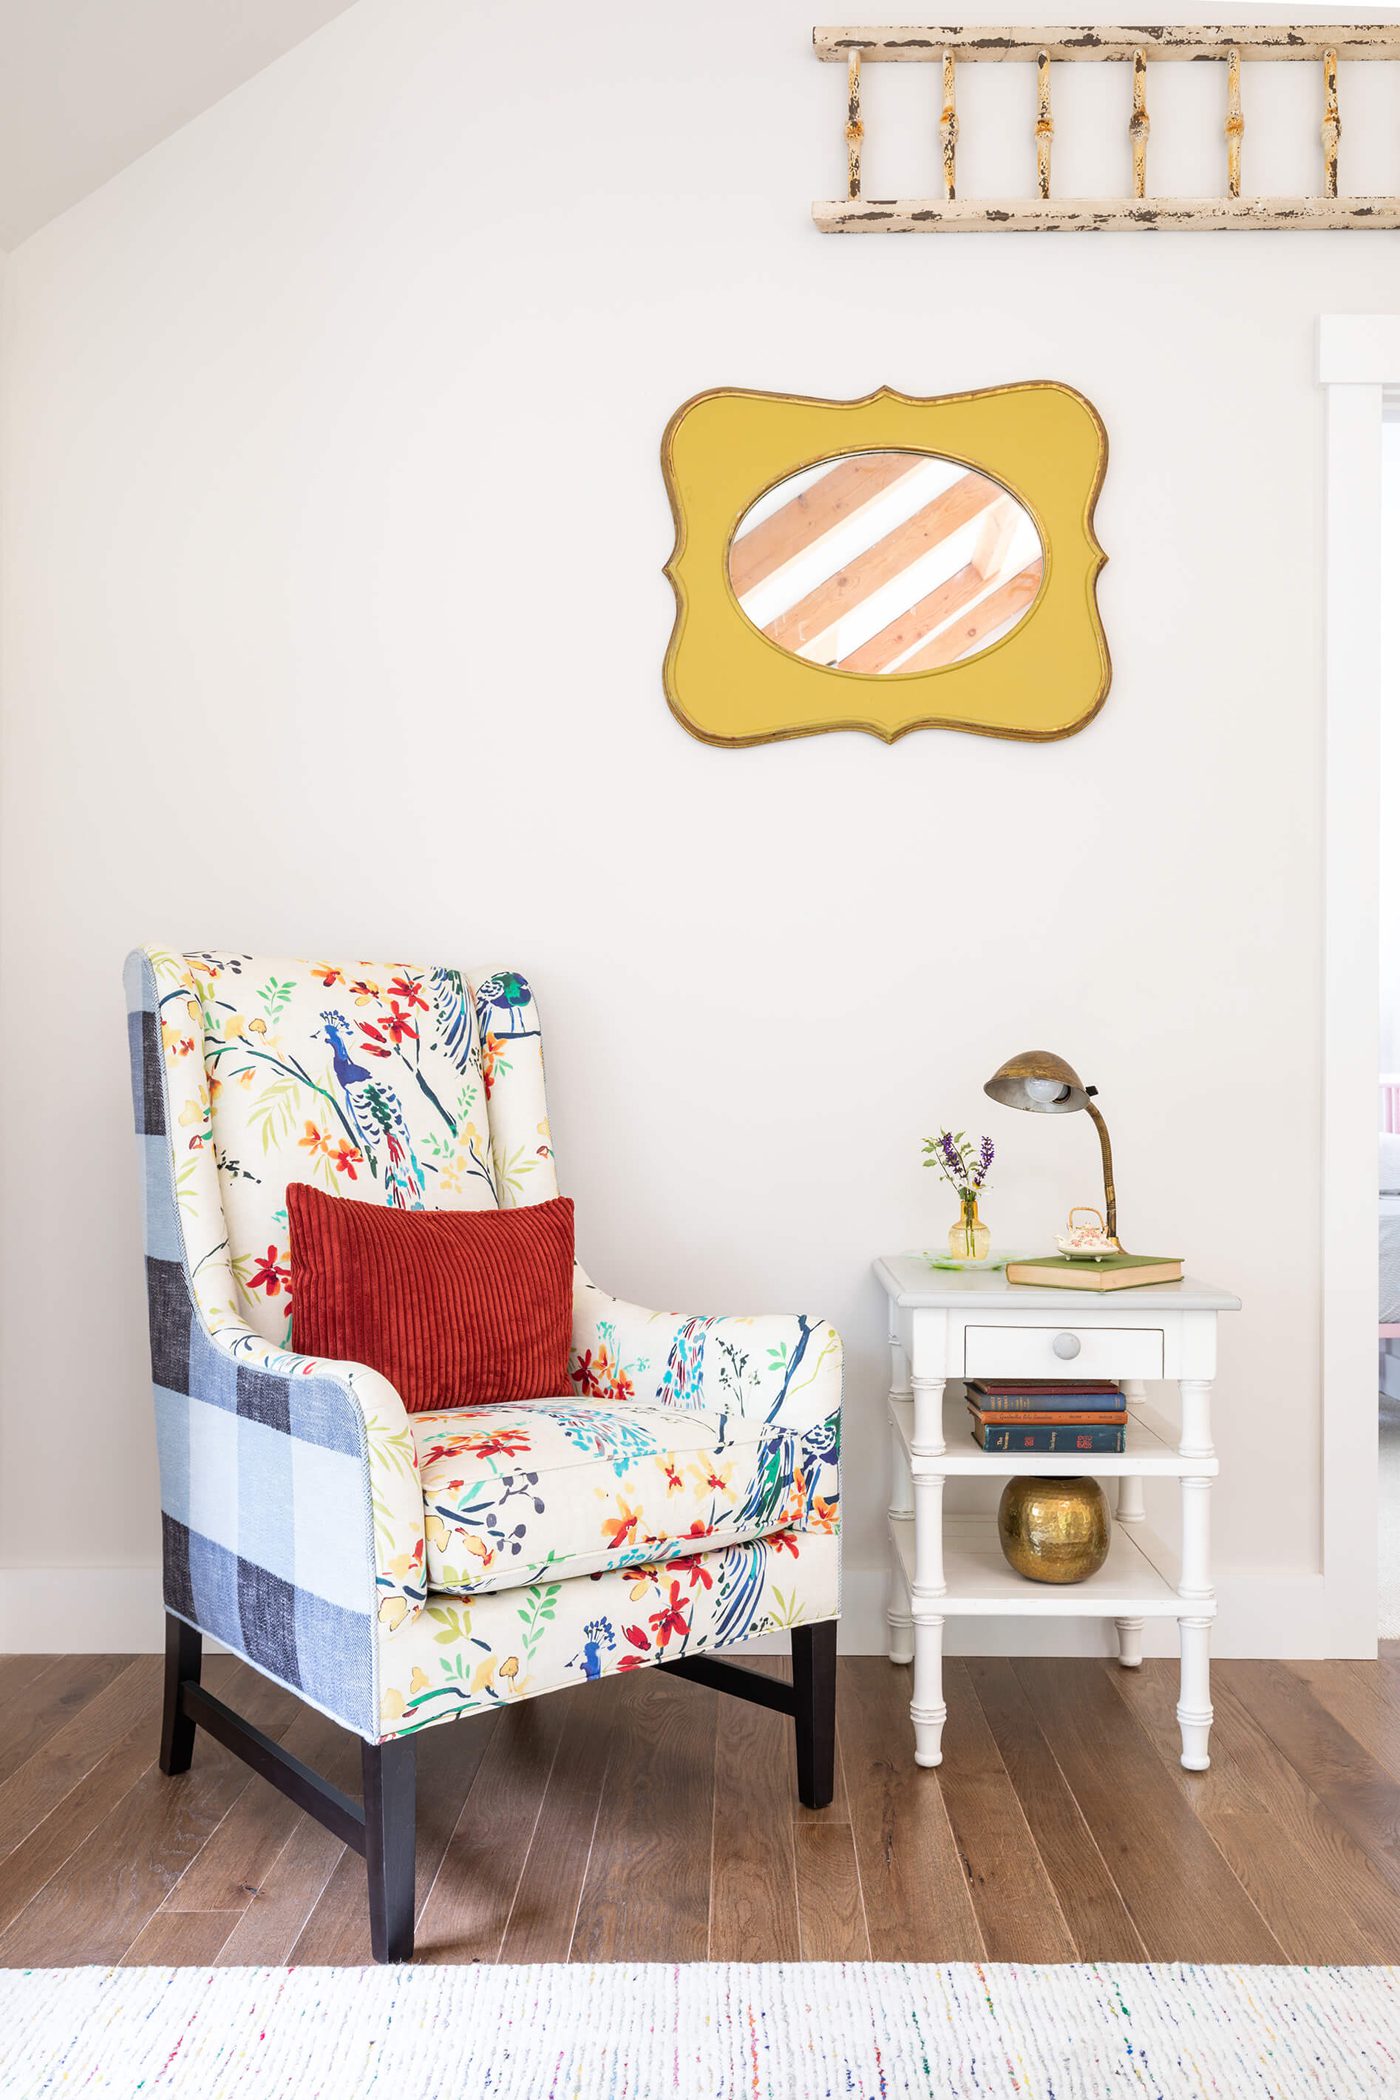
[727,450,1043,675]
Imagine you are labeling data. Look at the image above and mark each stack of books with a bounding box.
[967,1379,1127,1454]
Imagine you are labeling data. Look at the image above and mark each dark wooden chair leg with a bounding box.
[791,1620,837,1810]
[363,1736,418,1963]
[159,1613,201,1776]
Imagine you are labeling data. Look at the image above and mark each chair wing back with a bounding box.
[137,946,557,1346]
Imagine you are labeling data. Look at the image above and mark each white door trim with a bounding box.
[1318,315,1393,1654]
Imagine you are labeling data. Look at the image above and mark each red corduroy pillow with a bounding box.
[287,1185,574,1413]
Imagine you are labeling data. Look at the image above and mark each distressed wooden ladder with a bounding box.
[813,23,1400,231]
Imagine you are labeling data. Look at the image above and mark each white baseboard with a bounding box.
[1,1560,1347,1657]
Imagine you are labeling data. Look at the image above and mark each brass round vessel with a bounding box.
[997,1476,1110,1584]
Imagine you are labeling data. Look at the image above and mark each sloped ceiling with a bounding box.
[0,0,360,249]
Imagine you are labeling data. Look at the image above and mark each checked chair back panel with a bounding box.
[174,950,557,1346]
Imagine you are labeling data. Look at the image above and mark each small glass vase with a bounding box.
[948,1193,990,1262]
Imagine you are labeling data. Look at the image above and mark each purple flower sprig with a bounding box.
[922,1127,995,1197]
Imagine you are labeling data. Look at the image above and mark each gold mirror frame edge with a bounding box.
[660,380,1111,748]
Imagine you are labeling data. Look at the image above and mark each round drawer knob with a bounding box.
[1052,1333,1082,1360]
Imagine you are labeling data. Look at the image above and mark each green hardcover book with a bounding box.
[1004,1253,1184,1291]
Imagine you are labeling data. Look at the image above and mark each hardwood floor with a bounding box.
[3,1650,1400,1965]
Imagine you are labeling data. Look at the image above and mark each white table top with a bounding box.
[873,1251,1240,1313]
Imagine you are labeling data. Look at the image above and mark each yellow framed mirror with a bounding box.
[661,381,1109,746]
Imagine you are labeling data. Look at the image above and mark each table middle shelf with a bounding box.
[890,1392,1220,1478]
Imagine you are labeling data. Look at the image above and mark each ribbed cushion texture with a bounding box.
[287,1185,575,1413]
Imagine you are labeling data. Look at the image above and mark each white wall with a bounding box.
[2,0,1398,1653]
[1381,414,1400,1070]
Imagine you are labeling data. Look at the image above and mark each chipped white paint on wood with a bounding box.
[813,194,1400,231]
[1035,49,1053,198]
[1225,46,1243,200]
[940,49,957,199]
[846,50,863,200]
[1322,48,1342,199]
[813,24,1400,62]
[1130,48,1149,198]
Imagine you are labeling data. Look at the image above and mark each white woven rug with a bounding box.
[2,1961,1397,2097]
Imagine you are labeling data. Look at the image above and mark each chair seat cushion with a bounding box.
[412,1396,840,1595]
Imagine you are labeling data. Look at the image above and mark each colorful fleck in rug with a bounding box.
[1,1961,1397,2096]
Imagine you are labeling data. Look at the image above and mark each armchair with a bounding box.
[125,946,841,1961]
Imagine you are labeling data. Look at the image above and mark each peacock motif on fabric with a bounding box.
[657,1315,719,1408]
[321,1011,426,1209]
[429,967,479,1075]
[474,971,538,1041]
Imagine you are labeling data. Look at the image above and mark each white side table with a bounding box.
[873,1256,1240,1771]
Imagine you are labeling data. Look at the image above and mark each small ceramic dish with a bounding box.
[921,1249,1035,1273]
[1054,1206,1120,1260]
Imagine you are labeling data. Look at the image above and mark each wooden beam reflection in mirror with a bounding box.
[728,453,921,597]
[835,508,1034,674]
[762,471,1001,652]
[894,559,1044,675]
[835,559,983,672]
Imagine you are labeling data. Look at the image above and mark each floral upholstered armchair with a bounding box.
[125,946,841,1961]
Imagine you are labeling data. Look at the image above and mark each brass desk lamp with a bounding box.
[983,1051,1118,1246]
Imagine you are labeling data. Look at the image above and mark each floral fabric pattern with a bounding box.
[178,949,559,1347]
[571,1286,843,1433]
[377,1528,840,1737]
[412,1394,840,1594]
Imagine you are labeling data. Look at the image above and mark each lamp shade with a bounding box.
[983,1050,1091,1115]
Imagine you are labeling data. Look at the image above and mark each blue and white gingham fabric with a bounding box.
[126,953,377,1737]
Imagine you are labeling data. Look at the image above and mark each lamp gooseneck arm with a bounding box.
[1085,1100,1117,1244]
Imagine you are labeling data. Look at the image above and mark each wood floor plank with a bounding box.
[291,1706,499,1964]
[708,1684,802,1960]
[498,1680,618,1963]
[120,1910,235,1967]
[1218,1660,1400,1901]
[0,1657,164,1861]
[214,1816,346,1967]
[416,1696,570,1962]
[935,1660,1076,1962]
[0,1662,295,1966]
[1113,1662,1400,1963]
[965,1656,1145,1961]
[159,1703,348,1916]
[1294,1660,1400,1787]
[0,1654,58,1708]
[839,1657,984,1961]
[570,1673,717,1963]
[0,1666,170,1933]
[793,1699,868,1959]
[0,1656,133,1785]
[794,1824,869,1958]
[1014,1658,1285,1962]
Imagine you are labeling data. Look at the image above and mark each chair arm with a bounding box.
[570,1269,842,1433]
[196,1313,426,1633]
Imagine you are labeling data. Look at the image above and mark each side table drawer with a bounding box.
[963,1325,1164,1381]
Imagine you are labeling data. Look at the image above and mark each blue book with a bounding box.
[974,1421,1126,1454]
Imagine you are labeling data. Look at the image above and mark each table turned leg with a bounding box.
[1115,1616,1145,1668]
[911,1614,946,1767]
[888,1548,914,1666]
[1177,1615,1214,1770]
[1176,1377,1215,1768]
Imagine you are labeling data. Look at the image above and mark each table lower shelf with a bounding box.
[890,1513,1211,1618]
